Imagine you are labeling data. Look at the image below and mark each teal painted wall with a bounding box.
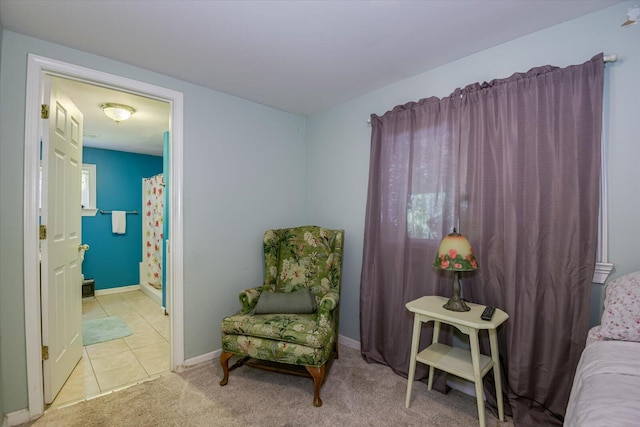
[82,147,163,290]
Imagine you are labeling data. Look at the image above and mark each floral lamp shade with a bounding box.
[433,229,478,271]
[433,228,478,312]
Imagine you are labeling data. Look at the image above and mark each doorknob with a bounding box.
[78,244,90,251]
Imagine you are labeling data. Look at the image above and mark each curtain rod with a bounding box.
[366,53,618,124]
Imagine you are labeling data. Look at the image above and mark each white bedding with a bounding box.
[564,340,640,427]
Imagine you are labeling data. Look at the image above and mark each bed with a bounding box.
[564,272,640,426]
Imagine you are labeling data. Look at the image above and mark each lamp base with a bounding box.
[443,295,470,312]
[443,272,471,312]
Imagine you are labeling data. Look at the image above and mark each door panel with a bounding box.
[41,77,84,404]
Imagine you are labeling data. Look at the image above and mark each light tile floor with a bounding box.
[49,290,170,409]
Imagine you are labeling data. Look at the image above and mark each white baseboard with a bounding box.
[94,284,140,296]
[446,375,477,398]
[183,349,221,369]
[5,408,30,427]
[184,335,360,370]
[338,334,361,351]
[139,282,162,306]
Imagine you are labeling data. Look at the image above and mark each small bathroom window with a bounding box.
[81,164,98,216]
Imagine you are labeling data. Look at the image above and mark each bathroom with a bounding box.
[81,146,167,305]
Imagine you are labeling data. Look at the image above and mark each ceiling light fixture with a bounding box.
[621,5,639,27]
[100,103,136,123]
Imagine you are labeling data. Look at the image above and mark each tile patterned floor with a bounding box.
[49,290,170,409]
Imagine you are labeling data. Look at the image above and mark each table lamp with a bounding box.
[433,228,478,311]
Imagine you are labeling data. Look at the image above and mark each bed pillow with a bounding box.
[255,289,317,314]
[600,271,640,342]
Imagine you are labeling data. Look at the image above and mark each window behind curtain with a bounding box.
[361,55,604,426]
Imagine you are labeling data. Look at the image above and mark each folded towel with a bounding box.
[112,211,126,234]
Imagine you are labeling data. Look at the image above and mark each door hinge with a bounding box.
[41,104,49,119]
[42,346,49,361]
[39,224,47,240]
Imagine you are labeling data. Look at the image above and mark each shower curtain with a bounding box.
[143,174,164,289]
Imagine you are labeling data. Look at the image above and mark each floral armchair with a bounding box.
[219,226,344,407]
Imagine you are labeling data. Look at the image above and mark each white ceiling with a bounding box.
[52,77,170,156]
[0,0,624,154]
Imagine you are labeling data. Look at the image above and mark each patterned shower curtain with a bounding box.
[143,174,164,289]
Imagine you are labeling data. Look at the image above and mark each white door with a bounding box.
[41,77,84,404]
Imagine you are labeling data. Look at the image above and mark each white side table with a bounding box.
[405,295,508,427]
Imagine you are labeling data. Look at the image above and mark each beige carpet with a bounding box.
[25,345,512,426]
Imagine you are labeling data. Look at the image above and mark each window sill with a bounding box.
[82,208,98,217]
[593,262,614,285]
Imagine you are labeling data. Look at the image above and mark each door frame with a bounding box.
[23,54,185,418]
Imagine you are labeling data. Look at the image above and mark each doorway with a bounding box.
[48,76,171,407]
[23,54,184,419]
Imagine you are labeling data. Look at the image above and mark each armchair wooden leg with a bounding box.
[219,351,233,386]
[305,365,326,407]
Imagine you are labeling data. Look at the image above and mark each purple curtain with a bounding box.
[360,54,604,426]
[360,96,463,390]
[460,55,604,425]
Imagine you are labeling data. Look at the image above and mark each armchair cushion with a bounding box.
[221,330,336,366]
[255,289,317,314]
[221,312,333,349]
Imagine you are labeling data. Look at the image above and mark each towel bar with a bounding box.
[99,210,139,215]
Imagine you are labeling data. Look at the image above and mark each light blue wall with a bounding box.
[2,1,638,417]
[306,2,640,341]
[0,15,5,426]
[82,147,163,290]
[0,31,306,413]
[0,16,5,426]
